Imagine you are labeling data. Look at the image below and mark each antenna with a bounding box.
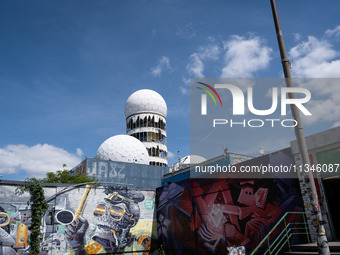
[222,144,228,162]
[177,151,181,170]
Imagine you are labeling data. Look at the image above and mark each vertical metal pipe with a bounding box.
[269,1,330,254]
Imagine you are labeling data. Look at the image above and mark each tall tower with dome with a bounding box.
[125,89,168,166]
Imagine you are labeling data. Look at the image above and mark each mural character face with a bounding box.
[238,186,256,206]
[91,192,141,252]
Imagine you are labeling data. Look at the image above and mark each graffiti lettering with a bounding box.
[87,160,126,179]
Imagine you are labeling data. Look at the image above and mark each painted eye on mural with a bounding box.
[93,203,127,221]
[93,203,107,217]
[109,205,125,221]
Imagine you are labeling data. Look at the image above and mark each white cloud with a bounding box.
[325,25,340,38]
[289,36,340,77]
[221,35,272,77]
[293,33,302,42]
[287,28,340,126]
[180,86,189,95]
[181,77,190,85]
[76,148,84,157]
[186,42,221,78]
[176,23,197,40]
[186,53,204,77]
[180,77,190,95]
[198,44,220,61]
[150,56,173,77]
[298,79,340,126]
[183,35,271,94]
[167,151,175,159]
[0,144,82,178]
[303,98,340,125]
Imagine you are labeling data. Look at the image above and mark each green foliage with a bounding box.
[15,166,98,254]
[16,180,48,255]
[42,169,98,184]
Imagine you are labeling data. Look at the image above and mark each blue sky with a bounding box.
[1,0,340,180]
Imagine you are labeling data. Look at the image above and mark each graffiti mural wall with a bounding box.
[156,178,304,254]
[0,183,156,254]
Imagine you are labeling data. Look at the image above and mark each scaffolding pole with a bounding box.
[269,1,330,254]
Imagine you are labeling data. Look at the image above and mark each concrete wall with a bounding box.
[72,158,167,189]
[290,126,340,241]
[291,127,340,155]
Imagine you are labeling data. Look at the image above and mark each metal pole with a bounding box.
[269,1,330,254]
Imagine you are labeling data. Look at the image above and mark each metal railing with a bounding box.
[250,211,310,255]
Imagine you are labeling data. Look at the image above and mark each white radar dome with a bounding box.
[174,155,207,171]
[125,89,167,118]
[96,135,149,164]
[180,155,207,166]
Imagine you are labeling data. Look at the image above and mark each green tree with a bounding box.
[42,169,97,184]
[17,166,99,254]
[16,180,48,255]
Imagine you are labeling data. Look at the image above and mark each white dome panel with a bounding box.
[96,135,149,165]
[125,89,167,118]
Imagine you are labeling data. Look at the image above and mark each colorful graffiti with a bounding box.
[156,177,304,254]
[0,184,156,254]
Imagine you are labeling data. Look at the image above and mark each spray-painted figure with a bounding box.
[0,205,31,255]
[65,187,145,254]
